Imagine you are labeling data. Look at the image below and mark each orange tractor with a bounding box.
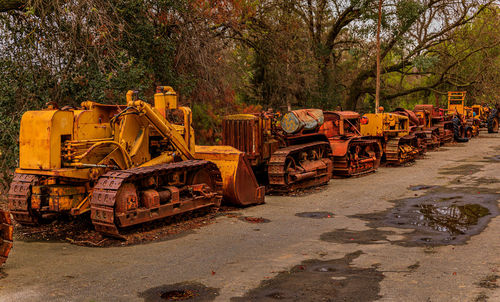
[319,111,381,177]
[414,104,454,144]
[392,108,438,152]
[223,110,333,192]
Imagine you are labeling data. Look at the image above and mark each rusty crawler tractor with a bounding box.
[360,112,419,165]
[0,210,13,265]
[412,106,436,147]
[392,108,436,153]
[414,104,454,145]
[8,87,263,237]
[222,110,333,193]
[318,111,381,177]
[404,107,441,150]
[487,103,499,133]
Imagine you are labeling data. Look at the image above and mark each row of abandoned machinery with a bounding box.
[1,88,499,265]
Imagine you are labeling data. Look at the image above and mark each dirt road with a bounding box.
[1,133,499,302]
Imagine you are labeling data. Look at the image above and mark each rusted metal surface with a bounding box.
[223,115,261,159]
[91,160,222,237]
[415,104,445,118]
[8,173,40,225]
[330,138,381,177]
[414,104,453,144]
[320,111,381,177]
[392,108,420,126]
[281,109,324,135]
[195,145,265,206]
[385,137,419,165]
[421,128,441,150]
[392,108,430,154]
[435,122,454,144]
[223,112,333,193]
[267,141,332,192]
[0,210,13,266]
[334,111,360,120]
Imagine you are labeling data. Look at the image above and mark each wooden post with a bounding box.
[375,0,383,113]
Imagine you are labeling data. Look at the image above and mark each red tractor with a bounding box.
[319,111,381,177]
[392,108,438,153]
[414,105,454,144]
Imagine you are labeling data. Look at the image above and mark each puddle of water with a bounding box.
[295,212,334,219]
[231,251,383,302]
[139,282,219,302]
[439,164,483,176]
[408,185,440,191]
[484,155,500,162]
[415,204,490,235]
[476,275,500,289]
[346,188,500,246]
[407,262,420,271]
[408,185,439,191]
[474,292,489,302]
[451,177,500,186]
[320,228,393,245]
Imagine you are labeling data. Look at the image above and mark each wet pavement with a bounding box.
[139,282,219,302]
[295,212,335,219]
[0,133,499,302]
[347,187,500,246]
[231,251,384,301]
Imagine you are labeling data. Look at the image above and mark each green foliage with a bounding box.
[413,55,439,71]
[395,0,423,31]
[0,0,237,187]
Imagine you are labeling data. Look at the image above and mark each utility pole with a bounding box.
[375,0,383,113]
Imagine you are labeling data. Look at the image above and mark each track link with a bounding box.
[422,129,440,150]
[385,137,418,165]
[8,174,40,225]
[436,124,453,144]
[267,141,332,192]
[91,160,222,237]
[0,210,13,266]
[332,139,380,177]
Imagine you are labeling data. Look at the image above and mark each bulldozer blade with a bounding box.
[195,145,265,206]
[0,210,13,266]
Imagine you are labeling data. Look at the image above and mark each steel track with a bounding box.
[91,160,222,237]
[267,141,332,192]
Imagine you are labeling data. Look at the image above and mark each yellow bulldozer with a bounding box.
[471,104,490,129]
[360,111,419,165]
[8,86,264,238]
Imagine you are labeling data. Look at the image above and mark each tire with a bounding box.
[465,127,473,139]
[487,109,499,133]
[452,116,469,143]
